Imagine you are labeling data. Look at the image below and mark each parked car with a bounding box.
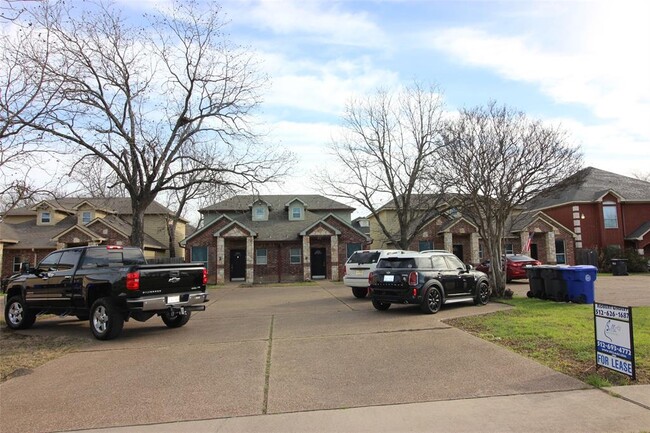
[343,249,415,298]
[368,251,490,313]
[476,254,542,282]
[3,245,209,340]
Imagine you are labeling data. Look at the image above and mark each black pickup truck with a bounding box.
[369,251,490,314]
[3,245,209,340]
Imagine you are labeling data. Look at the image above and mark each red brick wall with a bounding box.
[87,221,130,245]
[2,248,54,279]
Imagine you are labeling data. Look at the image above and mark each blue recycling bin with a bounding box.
[564,265,597,304]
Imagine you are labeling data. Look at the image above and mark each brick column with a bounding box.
[216,237,225,284]
[520,231,529,253]
[546,231,556,264]
[330,235,339,281]
[303,235,311,280]
[443,232,452,252]
[470,232,480,264]
[246,236,254,283]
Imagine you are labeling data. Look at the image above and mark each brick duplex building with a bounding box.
[181,195,371,284]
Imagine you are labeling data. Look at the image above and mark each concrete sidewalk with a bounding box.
[65,386,650,433]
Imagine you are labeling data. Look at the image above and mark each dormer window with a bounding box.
[82,211,92,224]
[291,206,303,220]
[252,205,268,221]
[40,211,51,224]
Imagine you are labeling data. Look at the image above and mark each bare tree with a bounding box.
[436,101,582,296]
[632,171,650,182]
[0,2,63,214]
[11,0,291,249]
[68,155,127,198]
[318,82,448,249]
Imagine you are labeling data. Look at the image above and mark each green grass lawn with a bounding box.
[447,297,649,386]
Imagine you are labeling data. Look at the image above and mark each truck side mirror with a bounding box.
[21,262,31,274]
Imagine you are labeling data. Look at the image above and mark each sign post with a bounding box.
[594,303,635,380]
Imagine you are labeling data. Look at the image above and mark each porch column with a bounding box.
[216,237,225,284]
[520,231,529,253]
[546,231,556,264]
[470,232,480,264]
[0,244,4,281]
[330,235,339,281]
[303,235,311,280]
[246,236,254,283]
[443,232,453,252]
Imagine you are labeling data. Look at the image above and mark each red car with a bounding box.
[476,254,542,282]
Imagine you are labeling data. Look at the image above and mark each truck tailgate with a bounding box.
[137,264,206,295]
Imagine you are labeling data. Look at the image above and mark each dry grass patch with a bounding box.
[0,326,85,382]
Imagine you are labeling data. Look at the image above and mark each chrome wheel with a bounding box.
[92,305,109,334]
[8,301,24,326]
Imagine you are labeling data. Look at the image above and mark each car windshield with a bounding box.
[508,255,535,262]
[347,251,381,265]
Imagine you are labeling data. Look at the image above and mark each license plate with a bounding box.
[383,275,395,282]
[167,295,180,304]
[355,270,363,275]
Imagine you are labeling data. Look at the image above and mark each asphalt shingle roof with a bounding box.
[200,195,354,212]
[526,167,650,211]
[5,197,177,217]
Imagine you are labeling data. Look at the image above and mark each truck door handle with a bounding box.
[62,276,71,282]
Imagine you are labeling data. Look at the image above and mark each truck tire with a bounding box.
[5,295,36,330]
[474,281,490,305]
[352,287,368,298]
[90,297,124,340]
[421,286,442,314]
[371,299,390,311]
[161,310,191,328]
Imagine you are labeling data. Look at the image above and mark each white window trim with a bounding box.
[40,211,51,224]
[290,205,304,221]
[253,206,268,221]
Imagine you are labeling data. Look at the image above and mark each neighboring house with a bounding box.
[525,167,650,264]
[181,195,371,284]
[0,197,187,280]
[367,167,650,266]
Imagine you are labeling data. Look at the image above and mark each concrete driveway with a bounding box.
[1,278,648,433]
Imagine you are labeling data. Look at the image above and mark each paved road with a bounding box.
[1,278,649,433]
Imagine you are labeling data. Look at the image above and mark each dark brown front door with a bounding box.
[310,248,326,278]
[230,249,246,281]
[453,244,464,262]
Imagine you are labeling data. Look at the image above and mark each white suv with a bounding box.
[343,249,415,298]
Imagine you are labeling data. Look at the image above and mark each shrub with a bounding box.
[598,246,649,273]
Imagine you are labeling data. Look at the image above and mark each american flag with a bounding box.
[524,232,534,252]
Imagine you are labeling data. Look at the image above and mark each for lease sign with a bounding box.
[594,303,636,380]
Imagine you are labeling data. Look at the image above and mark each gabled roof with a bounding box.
[3,216,78,249]
[51,224,106,243]
[437,217,478,233]
[6,197,182,220]
[626,221,650,241]
[508,211,576,237]
[526,167,650,211]
[200,195,353,213]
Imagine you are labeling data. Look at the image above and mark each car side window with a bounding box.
[38,251,63,272]
[444,255,465,270]
[431,256,447,270]
[81,249,109,268]
[57,250,82,271]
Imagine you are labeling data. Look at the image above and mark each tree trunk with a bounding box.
[130,196,154,251]
[168,219,177,258]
